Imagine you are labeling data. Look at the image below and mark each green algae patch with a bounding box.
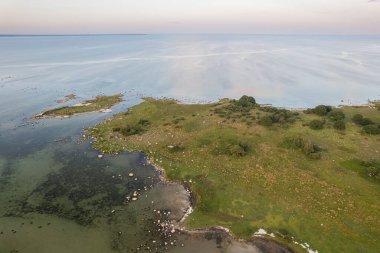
[34,94,123,118]
[86,97,380,253]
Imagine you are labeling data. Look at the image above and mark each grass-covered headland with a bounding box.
[34,94,123,118]
[87,96,380,253]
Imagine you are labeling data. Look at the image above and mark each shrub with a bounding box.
[198,131,252,157]
[328,110,345,121]
[271,110,297,123]
[236,95,256,108]
[352,114,374,126]
[120,119,150,136]
[212,140,251,157]
[258,107,298,125]
[352,114,363,124]
[112,127,121,132]
[315,105,332,116]
[229,142,250,157]
[309,119,324,130]
[138,119,150,126]
[121,125,144,136]
[217,95,257,115]
[363,125,380,135]
[360,118,374,126]
[342,159,380,182]
[366,165,380,178]
[305,105,332,116]
[259,116,273,127]
[333,120,346,130]
[283,135,322,159]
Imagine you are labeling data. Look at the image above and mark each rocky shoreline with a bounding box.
[143,154,296,253]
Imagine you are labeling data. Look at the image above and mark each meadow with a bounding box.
[87,96,380,252]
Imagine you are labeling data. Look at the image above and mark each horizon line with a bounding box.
[1,33,380,37]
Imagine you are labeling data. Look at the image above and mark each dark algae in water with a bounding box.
[19,151,159,226]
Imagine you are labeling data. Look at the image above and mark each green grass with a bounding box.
[36,94,123,118]
[86,98,380,253]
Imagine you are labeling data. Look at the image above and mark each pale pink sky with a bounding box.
[0,0,379,34]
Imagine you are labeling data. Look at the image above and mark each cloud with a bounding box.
[368,0,378,2]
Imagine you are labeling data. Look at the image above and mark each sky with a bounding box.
[0,0,379,34]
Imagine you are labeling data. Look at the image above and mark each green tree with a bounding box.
[237,95,256,108]
[313,105,332,116]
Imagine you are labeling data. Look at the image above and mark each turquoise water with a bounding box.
[0,34,379,252]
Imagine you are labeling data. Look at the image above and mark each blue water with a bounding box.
[0,34,379,128]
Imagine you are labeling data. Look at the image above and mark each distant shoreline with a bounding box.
[1,33,379,37]
[0,33,148,37]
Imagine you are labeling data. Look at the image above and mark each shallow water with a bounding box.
[0,112,277,253]
[0,34,379,252]
[0,122,192,253]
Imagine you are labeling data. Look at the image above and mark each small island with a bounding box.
[86,96,380,253]
[34,94,123,118]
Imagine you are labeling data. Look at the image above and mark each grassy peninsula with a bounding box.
[35,94,123,118]
[87,96,380,253]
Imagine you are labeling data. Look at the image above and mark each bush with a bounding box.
[271,110,297,124]
[236,95,256,108]
[305,105,332,116]
[112,127,121,132]
[352,114,374,126]
[259,116,273,127]
[229,142,250,156]
[328,110,345,121]
[198,131,252,157]
[121,125,144,136]
[352,114,363,124]
[138,119,150,126]
[309,119,324,130]
[360,160,380,180]
[120,119,150,136]
[258,107,298,125]
[283,135,322,159]
[212,140,251,157]
[360,118,374,126]
[343,159,380,182]
[363,125,380,135]
[333,120,346,130]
